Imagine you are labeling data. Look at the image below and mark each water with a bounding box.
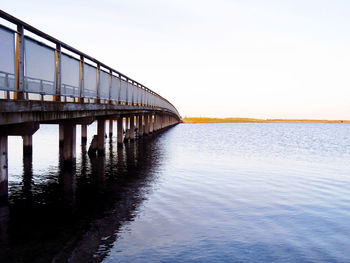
[1,123,350,262]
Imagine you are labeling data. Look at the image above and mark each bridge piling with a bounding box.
[153,115,157,132]
[154,115,157,131]
[59,123,64,148]
[22,135,33,156]
[135,116,139,138]
[144,115,149,135]
[97,119,105,155]
[130,116,135,141]
[62,122,76,162]
[156,114,160,131]
[0,136,8,197]
[124,117,130,142]
[109,120,113,137]
[138,115,143,137]
[159,115,163,129]
[117,118,123,145]
[81,124,87,144]
[150,115,154,133]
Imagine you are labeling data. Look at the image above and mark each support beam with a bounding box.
[144,115,149,135]
[135,115,139,137]
[130,116,135,141]
[117,118,123,145]
[138,115,143,137]
[22,135,32,156]
[159,114,163,130]
[59,123,64,148]
[62,122,76,162]
[150,115,153,133]
[154,115,157,131]
[109,120,113,137]
[0,136,8,197]
[124,117,129,142]
[81,124,87,144]
[22,152,33,195]
[97,119,105,155]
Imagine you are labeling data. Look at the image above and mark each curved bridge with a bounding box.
[0,10,181,197]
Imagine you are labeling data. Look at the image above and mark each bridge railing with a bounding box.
[0,10,180,118]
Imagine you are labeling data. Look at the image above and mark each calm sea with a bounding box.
[1,123,350,262]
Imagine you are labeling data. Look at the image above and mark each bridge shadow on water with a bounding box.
[0,131,167,263]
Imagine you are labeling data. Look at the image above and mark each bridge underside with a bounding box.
[0,100,180,198]
[0,100,180,125]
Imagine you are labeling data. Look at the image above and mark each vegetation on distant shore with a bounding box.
[182,117,350,124]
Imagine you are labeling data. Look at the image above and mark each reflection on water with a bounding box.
[0,125,165,263]
[1,123,350,263]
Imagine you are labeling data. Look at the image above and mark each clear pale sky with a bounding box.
[2,0,350,119]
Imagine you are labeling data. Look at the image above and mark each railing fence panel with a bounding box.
[0,26,16,91]
[120,79,127,103]
[83,63,97,98]
[24,37,55,95]
[61,53,80,97]
[111,75,119,101]
[99,70,110,100]
[127,82,132,104]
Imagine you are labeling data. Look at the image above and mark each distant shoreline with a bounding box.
[182,117,350,124]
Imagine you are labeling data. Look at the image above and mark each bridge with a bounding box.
[0,10,181,198]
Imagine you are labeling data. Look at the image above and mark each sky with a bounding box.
[1,0,350,119]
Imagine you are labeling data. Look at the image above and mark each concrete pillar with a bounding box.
[117,118,123,145]
[157,115,160,130]
[97,119,105,155]
[22,145,33,199]
[154,115,158,131]
[130,116,135,141]
[124,117,130,142]
[150,115,153,133]
[135,116,138,138]
[144,115,149,135]
[81,124,87,144]
[22,135,32,156]
[59,123,64,148]
[63,122,76,162]
[138,115,143,137]
[0,136,8,197]
[109,120,113,137]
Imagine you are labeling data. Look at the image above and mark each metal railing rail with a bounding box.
[0,9,180,118]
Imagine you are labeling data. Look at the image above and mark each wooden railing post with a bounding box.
[15,24,25,100]
[125,78,129,105]
[108,69,112,104]
[79,55,84,102]
[96,63,100,103]
[117,75,121,104]
[132,81,135,106]
[55,43,61,102]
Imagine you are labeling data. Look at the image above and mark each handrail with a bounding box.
[0,9,180,118]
